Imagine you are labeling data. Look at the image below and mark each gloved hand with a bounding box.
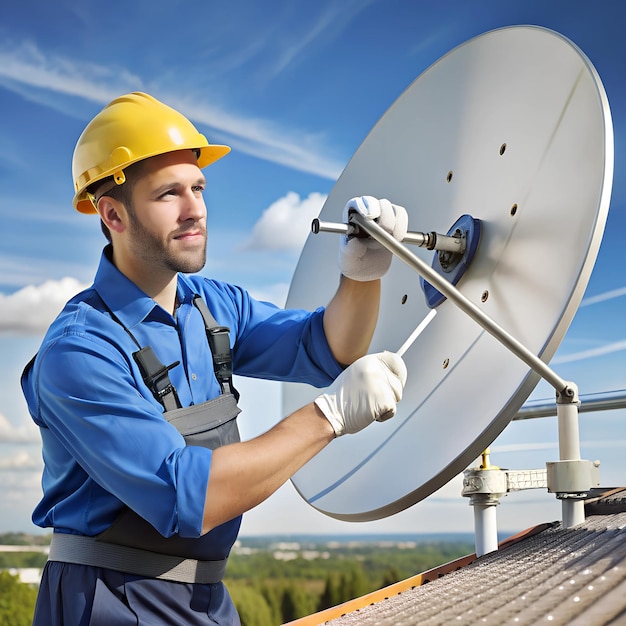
[315,351,407,436]
[339,196,408,281]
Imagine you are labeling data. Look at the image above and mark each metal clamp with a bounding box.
[547,459,601,498]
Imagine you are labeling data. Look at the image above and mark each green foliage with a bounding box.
[228,582,275,626]
[225,538,474,624]
[229,578,320,625]
[339,565,370,601]
[281,583,317,622]
[0,533,51,547]
[0,571,38,626]
[317,573,340,611]
[0,553,48,569]
[381,565,402,587]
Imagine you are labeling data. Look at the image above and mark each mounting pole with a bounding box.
[474,504,498,556]
[466,449,505,556]
[554,384,586,527]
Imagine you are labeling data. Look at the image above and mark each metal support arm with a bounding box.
[312,218,466,253]
[341,213,597,533]
[348,212,572,395]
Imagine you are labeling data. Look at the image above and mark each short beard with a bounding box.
[126,206,207,275]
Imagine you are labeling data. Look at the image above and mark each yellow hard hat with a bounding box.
[72,92,231,214]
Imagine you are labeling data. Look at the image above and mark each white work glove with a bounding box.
[339,196,408,281]
[315,351,407,436]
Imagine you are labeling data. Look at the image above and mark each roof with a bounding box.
[286,488,626,626]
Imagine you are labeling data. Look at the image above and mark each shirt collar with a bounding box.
[176,273,198,306]
[93,246,196,329]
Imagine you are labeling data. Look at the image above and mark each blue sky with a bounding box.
[1,0,625,539]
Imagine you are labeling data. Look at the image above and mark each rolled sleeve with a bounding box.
[173,446,212,538]
[32,330,211,538]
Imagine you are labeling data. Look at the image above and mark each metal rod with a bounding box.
[396,309,437,357]
[514,389,626,420]
[349,212,570,395]
[312,218,465,253]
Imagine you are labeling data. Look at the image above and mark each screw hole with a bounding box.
[401,294,408,305]
[499,143,507,156]
[481,291,489,303]
[446,171,453,183]
[442,358,450,370]
[510,203,518,217]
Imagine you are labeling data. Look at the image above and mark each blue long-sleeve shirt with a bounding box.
[21,247,342,549]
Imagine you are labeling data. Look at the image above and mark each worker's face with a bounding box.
[125,150,208,275]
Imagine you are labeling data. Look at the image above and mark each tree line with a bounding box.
[225,540,473,624]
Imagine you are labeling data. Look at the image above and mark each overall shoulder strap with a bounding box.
[193,295,239,401]
[133,347,181,412]
[94,291,182,411]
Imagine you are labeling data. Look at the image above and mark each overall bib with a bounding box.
[47,295,243,584]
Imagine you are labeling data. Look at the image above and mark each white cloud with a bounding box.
[580,439,626,449]
[267,1,377,78]
[0,463,42,534]
[0,413,39,444]
[0,40,141,107]
[240,191,327,252]
[177,99,343,180]
[552,339,626,365]
[581,286,626,307]
[491,442,558,454]
[0,41,345,180]
[0,449,41,470]
[0,277,88,333]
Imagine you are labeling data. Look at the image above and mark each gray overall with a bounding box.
[48,296,242,584]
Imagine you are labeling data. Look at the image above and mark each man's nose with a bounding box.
[182,190,206,221]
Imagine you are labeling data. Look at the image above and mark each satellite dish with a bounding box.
[284,26,613,521]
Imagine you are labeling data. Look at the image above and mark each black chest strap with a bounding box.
[101,294,238,411]
[132,347,182,412]
[192,295,239,401]
[134,295,239,410]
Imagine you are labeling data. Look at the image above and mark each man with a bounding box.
[21,92,408,625]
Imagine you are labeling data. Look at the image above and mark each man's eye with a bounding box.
[192,185,205,193]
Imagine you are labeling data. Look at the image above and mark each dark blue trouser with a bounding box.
[33,562,241,625]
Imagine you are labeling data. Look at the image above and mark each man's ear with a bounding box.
[96,197,127,235]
